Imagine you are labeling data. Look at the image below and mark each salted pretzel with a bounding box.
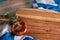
[11,17,27,36]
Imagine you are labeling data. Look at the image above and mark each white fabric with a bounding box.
[0,24,10,37]
[36,0,58,6]
[0,24,34,40]
[14,36,23,40]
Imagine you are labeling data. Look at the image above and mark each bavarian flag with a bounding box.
[33,0,60,12]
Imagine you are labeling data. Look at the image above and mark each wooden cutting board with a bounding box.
[16,8,60,40]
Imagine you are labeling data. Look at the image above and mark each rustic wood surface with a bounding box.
[0,0,33,16]
[16,8,60,40]
[0,0,33,8]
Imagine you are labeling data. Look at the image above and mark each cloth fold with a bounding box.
[33,0,60,12]
[0,24,36,40]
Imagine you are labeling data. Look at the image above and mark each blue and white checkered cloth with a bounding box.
[0,24,36,40]
[33,0,60,12]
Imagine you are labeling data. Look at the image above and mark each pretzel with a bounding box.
[11,19,27,36]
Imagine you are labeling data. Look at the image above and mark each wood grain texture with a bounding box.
[16,8,60,40]
[0,0,33,8]
[0,0,33,16]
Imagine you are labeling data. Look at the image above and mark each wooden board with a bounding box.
[16,8,60,40]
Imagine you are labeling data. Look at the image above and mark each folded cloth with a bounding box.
[0,24,36,40]
[54,0,60,5]
[0,32,36,40]
[33,0,60,12]
[0,32,14,40]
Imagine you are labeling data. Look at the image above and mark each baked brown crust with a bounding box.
[11,19,27,36]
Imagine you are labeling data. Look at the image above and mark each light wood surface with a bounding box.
[16,8,60,40]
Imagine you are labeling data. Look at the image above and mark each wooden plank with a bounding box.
[16,8,60,22]
[16,8,60,40]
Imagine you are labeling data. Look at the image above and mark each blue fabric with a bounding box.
[37,3,60,12]
[0,0,6,2]
[0,20,37,40]
[23,37,33,40]
[33,0,37,3]
[37,3,46,8]
[45,4,60,12]
[33,0,60,12]
[23,37,36,40]
[0,32,36,40]
[0,32,14,40]
[54,0,60,5]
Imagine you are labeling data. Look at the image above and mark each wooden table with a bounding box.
[16,8,60,40]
